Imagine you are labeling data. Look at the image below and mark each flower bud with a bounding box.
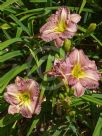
[87,23,96,33]
[69,111,76,117]
[0,23,10,30]
[63,39,72,52]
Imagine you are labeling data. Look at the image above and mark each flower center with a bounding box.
[54,21,67,32]
[19,92,30,103]
[71,64,85,78]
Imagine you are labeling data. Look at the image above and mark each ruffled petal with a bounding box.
[26,79,40,99]
[87,60,97,70]
[60,30,75,39]
[15,77,40,99]
[79,50,91,67]
[15,76,26,90]
[40,31,58,42]
[40,15,58,42]
[70,14,81,23]
[4,84,20,105]
[20,102,34,118]
[80,70,100,89]
[40,13,58,34]
[8,105,19,115]
[67,22,77,32]
[73,82,85,97]
[69,49,91,67]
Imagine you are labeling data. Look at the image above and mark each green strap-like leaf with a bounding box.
[0,0,19,11]
[0,114,21,127]
[30,0,47,2]
[9,14,30,36]
[26,117,39,136]
[92,113,102,136]
[79,0,86,14]
[52,130,62,136]
[81,95,102,105]
[0,50,22,62]
[0,38,22,50]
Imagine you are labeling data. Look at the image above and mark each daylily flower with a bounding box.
[4,77,42,118]
[48,49,100,97]
[40,7,81,47]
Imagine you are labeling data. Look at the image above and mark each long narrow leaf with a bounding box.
[0,38,22,50]
[79,0,86,14]
[26,117,39,136]
[9,14,30,36]
[92,113,102,136]
[0,0,19,11]
[0,50,22,62]
[81,95,102,105]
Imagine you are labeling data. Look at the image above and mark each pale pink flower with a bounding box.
[4,77,42,118]
[40,7,81,47]
[49,49,100,97]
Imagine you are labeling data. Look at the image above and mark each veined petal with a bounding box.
[20,102,34,118]
[60,8,68,24]
[79,50,91,67]
[15,76,26,91]
[40,14,58,33]
[26,79,39,98]
[80,70,100,89]
[8,105,19,115]
[69,49,91,67]
[70,14,81,23]
[41,32,58,42]
[67,22,77,32]
[73,82,85,97]
[40,18,58,42]
[69,49,80,65]
[65,57,72,74]
[4,84,20,105]
[87,60,97,70]
[60,30,75,39]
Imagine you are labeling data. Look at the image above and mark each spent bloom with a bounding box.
[4,77,42,118]
[48,49,100,97]
[40,7,81,47]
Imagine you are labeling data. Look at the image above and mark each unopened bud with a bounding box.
[69,111,76,117]
[87,23,96,33]
[0,23,10,30]
[63,39,72,52]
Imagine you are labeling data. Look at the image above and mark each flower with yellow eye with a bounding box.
[48,49,100,97]
[40,7,81,47]
[4,77,42,118]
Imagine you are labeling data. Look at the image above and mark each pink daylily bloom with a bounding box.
[48,49,100,97]
[4,77,42,118]
[40,7,81,48]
